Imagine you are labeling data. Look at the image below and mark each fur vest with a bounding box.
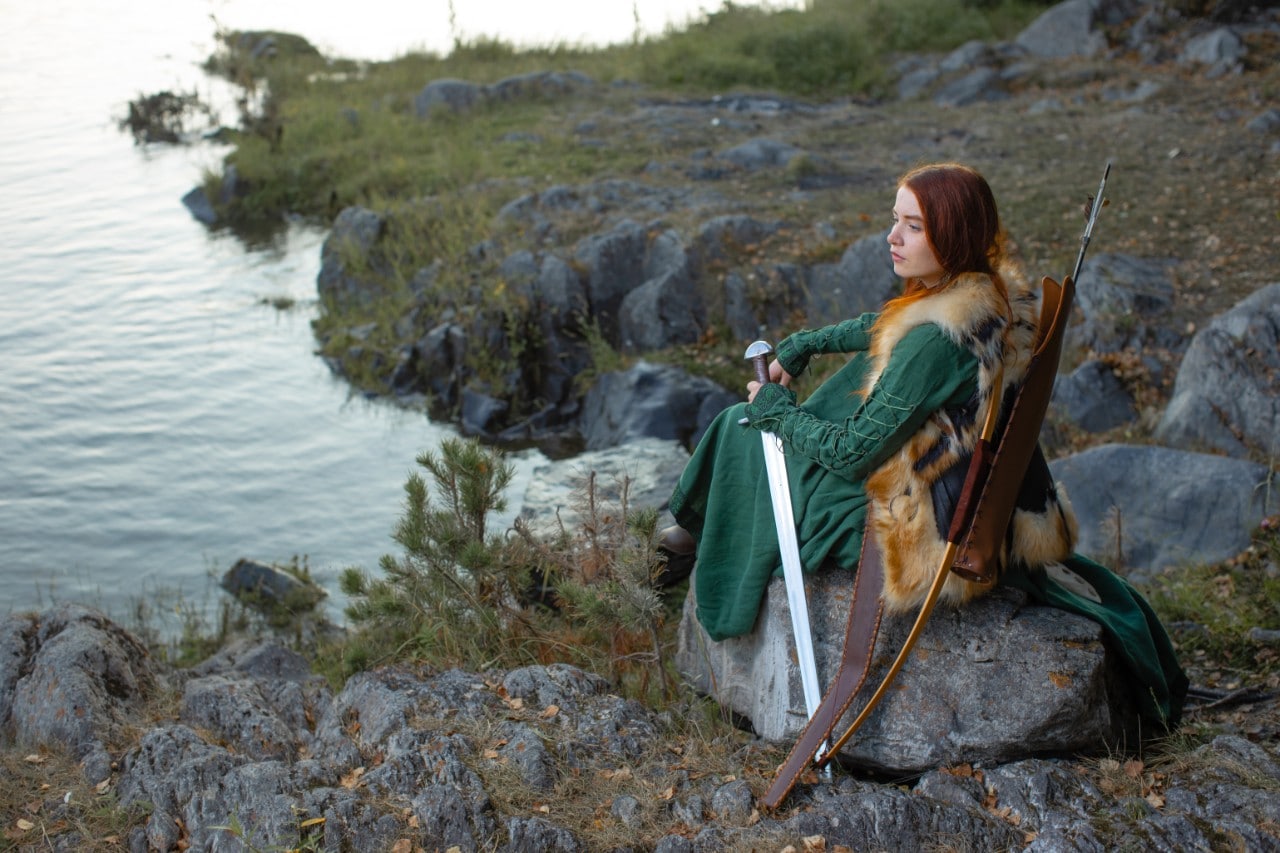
[863,261,1079,612]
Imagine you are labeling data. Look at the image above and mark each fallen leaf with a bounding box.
[299,817,325,829]
[803,835,827,852]
[540,704,560,719]
[340,767,366,789]
[16,819,35,832]
[23,754,45,765]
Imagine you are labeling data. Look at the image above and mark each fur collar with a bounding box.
[862,259,1038,402]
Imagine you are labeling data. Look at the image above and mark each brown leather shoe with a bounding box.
[655,526,696,588]
[658,525,697,556]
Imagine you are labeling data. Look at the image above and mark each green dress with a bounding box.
[670,316,1188,727]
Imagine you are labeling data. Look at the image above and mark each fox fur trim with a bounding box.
[862,261,1076,612]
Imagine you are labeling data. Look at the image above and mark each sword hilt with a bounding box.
[744,339,774,386]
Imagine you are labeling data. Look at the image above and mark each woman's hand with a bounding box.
[747,360,793,402]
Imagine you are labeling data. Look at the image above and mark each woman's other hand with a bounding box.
[747,360,793,402]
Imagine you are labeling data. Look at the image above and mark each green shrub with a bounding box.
[339,437,681,702]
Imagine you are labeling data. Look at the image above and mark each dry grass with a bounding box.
[0,747,149,851]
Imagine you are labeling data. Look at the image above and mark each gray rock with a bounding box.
[180,164,241,226]
[897,62,942,100]
[317,206,387,311]
[719,137,807,170]
[722,271,765,341]
[780,777,1025,849]
[617,267,704,352]
[690,215,784,270]
[805,229,900,323]
[413,784,485,851]
[1156,282,1280,459]
[1050,443,1273,578]
[504,816,582,852]
[1247,108,1280,134]
[416,321,467,409]
[1071,253,1181,353]
[461,387,510,436]
[517,437,691,537]
[414,77,486,118]
[676,579,1138,777]
[5,604,157,783]
[1015,0,1108,58]
[1051,358,1137,432]
[1179,27,1247,74]
[499,722,557,791]
[571,219,650,345]
[933,66,1009,107]
[180,184,217,225]
[611,793,642,827]
[220,557,325,610]
[578,362,736,452]
[736,262,808,336]
[0,612,36,738]
[116,724,246,850]
[487,70,594,103]
[710,779,754,824]
[940,39,994,72]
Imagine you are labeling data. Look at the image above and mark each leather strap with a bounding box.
[759,527,885,810]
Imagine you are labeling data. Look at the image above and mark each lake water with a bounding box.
[0,0,783,629]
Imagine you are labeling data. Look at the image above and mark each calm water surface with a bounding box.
[0,0,789,629]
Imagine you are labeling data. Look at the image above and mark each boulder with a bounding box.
[1,604,158,783]
[1014,0,1109,58]
[617,267,705,352]
[1156,282,1280,459]
[1070,253,1181,354]
[805,229,899,323]
[578,362,737,452]
[316,206,387,311]
[1050,443,1273,579]
[676,574,1138,777]
[517,437,691,537]
[571,219,651,345]
[1050,358,1137,432]
[221,557,326,612]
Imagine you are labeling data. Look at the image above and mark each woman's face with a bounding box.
[888,186,946,287]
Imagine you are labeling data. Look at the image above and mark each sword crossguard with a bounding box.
[744,340,774,386]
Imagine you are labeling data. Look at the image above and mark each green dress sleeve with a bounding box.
[775,313,878,377]
[746,324,980,482]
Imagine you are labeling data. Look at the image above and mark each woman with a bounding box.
[665,162,1186,726]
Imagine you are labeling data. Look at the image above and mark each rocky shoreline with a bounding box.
[3,604,1280,851]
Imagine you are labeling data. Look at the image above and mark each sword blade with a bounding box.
[760,432,823,722]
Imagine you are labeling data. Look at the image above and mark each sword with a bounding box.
[743,341,829,769]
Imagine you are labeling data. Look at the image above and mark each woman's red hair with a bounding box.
[899,162,1003,278]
